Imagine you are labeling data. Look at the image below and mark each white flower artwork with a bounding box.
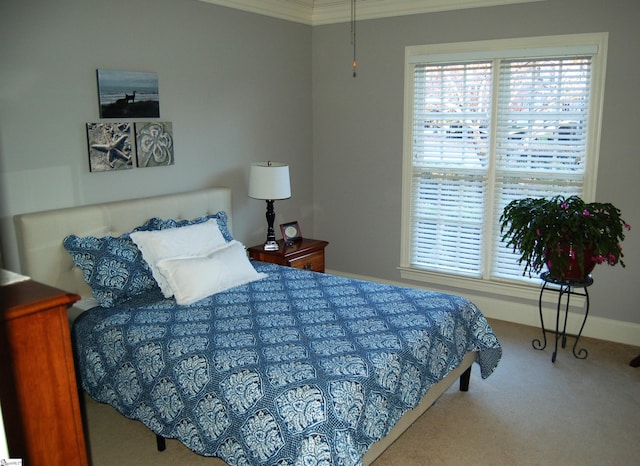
[135,121,174,168]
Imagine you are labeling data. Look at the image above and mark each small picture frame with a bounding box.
[135,121,174,167]
[280,221,302,245]
[86,122,133,172]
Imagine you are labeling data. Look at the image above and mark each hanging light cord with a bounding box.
[351,0,357,77]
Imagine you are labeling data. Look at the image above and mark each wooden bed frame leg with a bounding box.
[156,434,166,452]
[459,366,472,392]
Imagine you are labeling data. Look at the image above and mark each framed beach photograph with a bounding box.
[135,122,174,167]
[97,69,160,118]
[86,122,133,172]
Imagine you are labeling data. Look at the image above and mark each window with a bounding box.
[400,34,608,288]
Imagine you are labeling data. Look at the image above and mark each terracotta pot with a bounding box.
[545,244,596,282]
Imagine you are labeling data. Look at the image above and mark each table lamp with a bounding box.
[249,161,291,250]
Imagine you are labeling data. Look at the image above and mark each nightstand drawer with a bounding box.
[288,251,325,272]
[247,238,329,273]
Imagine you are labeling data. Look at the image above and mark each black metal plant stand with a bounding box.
[533,272,593,363]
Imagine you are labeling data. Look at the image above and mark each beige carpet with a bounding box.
[84,319,640,465]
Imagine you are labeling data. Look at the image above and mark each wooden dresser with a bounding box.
[248,238,329,273]
[0,276,88,466]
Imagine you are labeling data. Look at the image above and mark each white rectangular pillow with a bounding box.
[156,240,268,305]
[130,219,227,297]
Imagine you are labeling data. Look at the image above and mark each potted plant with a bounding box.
[499,195,631,281]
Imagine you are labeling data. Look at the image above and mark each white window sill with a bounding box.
[397,266,586,307]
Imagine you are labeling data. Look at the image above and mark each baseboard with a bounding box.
[326,269,640,347]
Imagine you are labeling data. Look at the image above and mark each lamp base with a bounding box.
[263,240,279,251]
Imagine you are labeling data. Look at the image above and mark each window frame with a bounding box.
[399,33,609,297]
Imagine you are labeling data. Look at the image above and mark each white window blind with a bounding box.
[492,58,591,279]
[410,62,492,276]
[403,35,605,285]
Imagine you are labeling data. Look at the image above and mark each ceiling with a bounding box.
[198,0,545,25]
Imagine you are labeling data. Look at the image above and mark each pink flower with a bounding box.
[582,209,591,217]
[561,202,569,210]
[624,223,631,231]
[593,255,606,264]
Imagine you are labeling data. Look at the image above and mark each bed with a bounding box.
[14,187,501,466]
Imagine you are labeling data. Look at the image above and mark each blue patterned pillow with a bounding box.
[63,231,158,308]
[63,212,232,307]
[142,211,233,241]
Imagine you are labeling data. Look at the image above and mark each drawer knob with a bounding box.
[304,263,312,270]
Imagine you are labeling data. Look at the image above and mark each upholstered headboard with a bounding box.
[14,188,232,298]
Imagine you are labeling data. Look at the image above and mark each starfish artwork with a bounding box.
[86,122,133,172]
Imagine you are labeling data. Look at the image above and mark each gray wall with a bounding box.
[312,0,640,325]
[0,0,313,270]
[1,0,639,328]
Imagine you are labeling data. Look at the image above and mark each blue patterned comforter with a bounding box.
[73,262,501,465]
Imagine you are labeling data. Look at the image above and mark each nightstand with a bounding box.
[0,276,88,465]
[248,238,329,273]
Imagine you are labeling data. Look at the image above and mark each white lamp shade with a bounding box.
[248,162,291,200]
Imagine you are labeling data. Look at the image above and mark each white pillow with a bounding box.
[156,240,268,305]
[130,219,227,297]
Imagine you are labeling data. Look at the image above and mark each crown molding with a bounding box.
[199,0,545,25]
[201,0,314,24]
